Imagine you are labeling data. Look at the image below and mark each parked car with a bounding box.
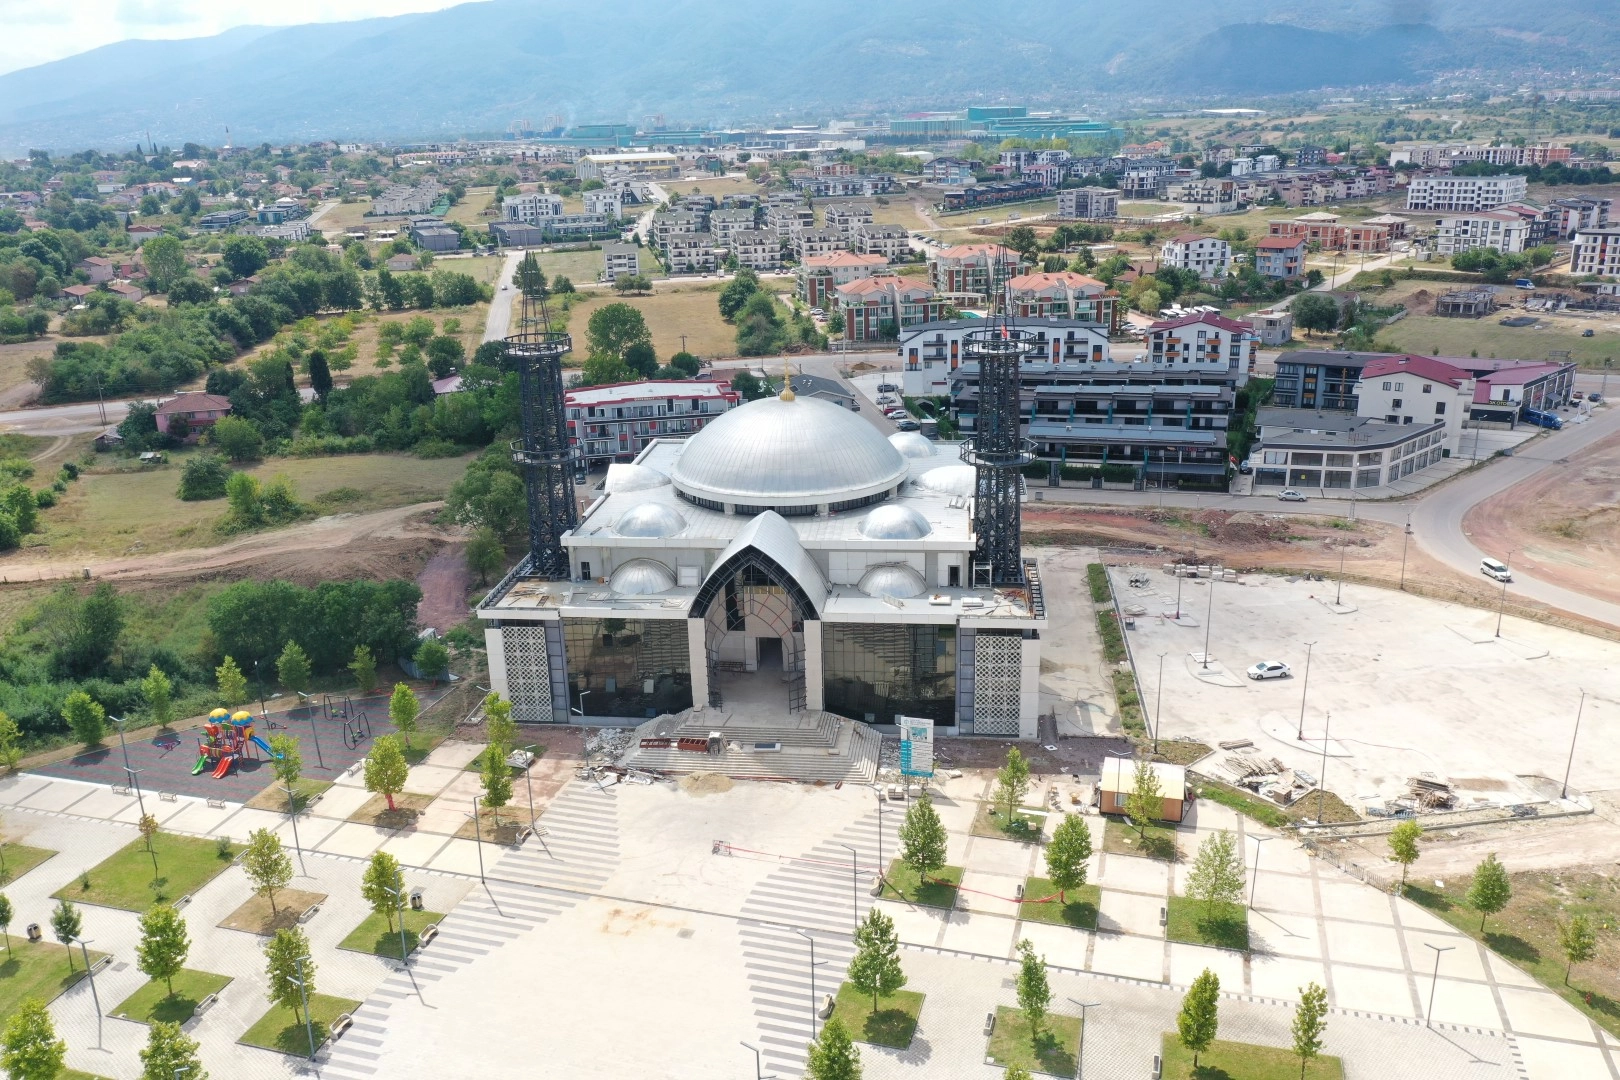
[1480,557,1512,583]
[1277,489,1308,502]
[1247,660,1292,680]
[895,419,921,431]
[810,308,824,316]
[1237,462,1253,475]
[877,383,900,393]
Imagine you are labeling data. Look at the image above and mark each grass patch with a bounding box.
[1086,562,1112,603]
[239,992,359,1057]
[562,283,738,358]
[832,982,925,1049]
[53,833,234,910]
[880,860,963,909]
[1167,896,1249,951]
[971,801,1047,843]
[338,908,444,959]
[1095,610,1126,663]
[1103,816,1180,862]
[0,844,57,885]
[244,777,333,813]
[1150,740,1214,768]
[218,889,326,936]
[986,1005,1081,1076]
[452,805,534,844]
[111,969,232,1025]
[0,942,107,1017]
[1194,780,1293,829]
[1020,879,1100,929]
[1160,1033,1344,1079]
[348,792,435,829]
[1112,668,1146,735]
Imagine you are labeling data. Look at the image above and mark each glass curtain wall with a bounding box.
[563,617,692,718]
[822,624,956,726]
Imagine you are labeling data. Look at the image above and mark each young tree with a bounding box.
[1004,1069,1032,1080]
[413,638,449,685]
[1186,830,1245,916]
[1014,938,1051,1043]
[242,827,293,915]
[308,349,333,402]
[140,1020,206,1080]
[480,743,514,828]
[1558,913,1597,984]
[364,734,409,812]
[898,791,947,882]
[464,526,504,585]
[264,926,316,1027]
[1044,813,1094,903]
[847,908,906,1012]
[141,234,187,293]
[1292,981,1328,1079]
[1387,820,1423,894]
[995,746,1031,828]
[141,664,175,729]
[277,640,311,698]
[61,689,106,747]
[136,903,190,997]
[269,733,302,791]
[389,683,420,748]
[804,1015,862,1080]
[0,998,66,1080]
[216,655,249,708]
[1177,968,1221,1068]
[0,892,12,956]
[483,693,516,754]
[360,850,406,933]
[51,898,82,969]
[0,710,22,771]
[349,645,378,695]
[1125,759,1163,837]
[1467,852,1511,932]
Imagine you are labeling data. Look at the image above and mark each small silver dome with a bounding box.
[608,559,676,595]
[614,503,687,538]
[604,464,670,493]
[859,563,927,599]
[860,505,932,539]
[915,465,976,498]
[888,432,935,460]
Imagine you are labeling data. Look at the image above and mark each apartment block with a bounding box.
[1431,211,1530,256]
[730,230,781,271]
[504,191,565,224]
[665,232,717,274]
[1571,227,1620,277]
[928,244,1020,303]
[1056,187,1119,219]
[1159,234,1232,278]
[835,277,944,342]
[1253,236,1306,279]
[854,223,910,260]
[797,251,889,308]
[601,243,640,283]
[1404,174,1528,212]
[1004,271,1117,329]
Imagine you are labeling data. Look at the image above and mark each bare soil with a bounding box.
[218,889,327,936]
[415,543,471,632]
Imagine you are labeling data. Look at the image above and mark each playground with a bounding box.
[29,686,455,802]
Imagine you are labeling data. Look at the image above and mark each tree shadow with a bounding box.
[861,1006,919,1049]
[1483,932,1539,964]
[68,747,113,768]
[1030,1030,1077,1076]
[1195,914,1251,952]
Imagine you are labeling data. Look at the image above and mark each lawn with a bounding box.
[453,804,534,843]
[111,968,232,1025]
[0,843,57,885]
[528,247,613,290]
[0,942,107,1017]
[338,908,444,959]
[971,801,1047,843]
[987,1005,1081,1076]
[219,889,326,936]
[870,198,932,232]
[244,777,334,814]
[562,284,738,359]
[239,992,360,1057]
[936,198,1061,225]
[1160,1033,1344,1080]
[1020,878,1100,929]
[880,860,963,909]
[1103,816,1181,862]
[1166,896,1250,951]
[442,188,499,227]
[832,982,925,1049]
[53,833,235,910]
[1380,313,1620,368]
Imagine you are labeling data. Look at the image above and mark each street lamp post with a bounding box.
[1067,999,1101,1080]
[1334,536,1348,605]
[283,783,307,876]
[740,1041,775,1080]
[1398,514,1413,591]
[1296,642,1316,740]
[292,953,316,1059]
[838,843,860,935]
[1561,690,1587,800]
[1315,711,1332,822]
[793,929,827,1039]
[1248,835,1274,909]
[1423,943,1455,1028]
[470,794,486,882]
[522,743,539,830]
[108,716,148,820]
[382,883,410,968]
[1154,652,1167,753]
[75,938,102,1049]
[1494,550,1514,638]
[1201,576,1215,669]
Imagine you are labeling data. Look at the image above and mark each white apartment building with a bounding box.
[1431,211,1530,256]
[1404,174,1528,212]
[1354,354,1475,452]
[730,230,781,271]
[709,208,757,246]
[1570,227,1620,277]
[1056,187,1119,220]
[601,243,640,283]
[1159,233,1232,278]
[583,189,623,219]
[822,201,874,239]
[504,191,565,224]
[855,223,909,260]
[665,232,718,274]
[794,227,845,261]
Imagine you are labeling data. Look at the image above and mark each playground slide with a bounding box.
[191,755,208,776]
[249,734,282,759]
[212,754,235,779]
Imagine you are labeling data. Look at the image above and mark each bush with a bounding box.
[209,416,264,462]
[177,454,230,501]
[1085,564,1111,604]
[34,488,56,509]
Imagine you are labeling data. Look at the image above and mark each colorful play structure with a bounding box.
[192,709,283,778]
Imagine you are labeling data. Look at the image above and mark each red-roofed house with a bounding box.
[155,392,232,440]
[127,225,164,244]
[795,251,889,307]
[62,284,96,302]
[1355,354,1475,448]
[1159,233,1231,278]
[77,257,114,284]
[1469,359,1577,420]
[108,282,145,303]
[1253,236,1307,279]
[1146,312,1256,377]
[1004,271,1117,328]
[927,244,1019,303]
[834,276,943,342]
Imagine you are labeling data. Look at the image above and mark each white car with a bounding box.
[1277,489,1308,502]
[1247,661,1292,681]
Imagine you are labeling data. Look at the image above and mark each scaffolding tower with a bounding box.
[506,260,579,580]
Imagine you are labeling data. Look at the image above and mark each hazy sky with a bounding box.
[0,0,467,76]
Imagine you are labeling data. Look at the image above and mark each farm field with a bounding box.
[562,283,737,359]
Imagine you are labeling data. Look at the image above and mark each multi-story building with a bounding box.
[1404,174,1529,212]
[1165,178,1238,215]
[1249,412,1449,491]
[709,208,757,246]
[822,201,874,240]
[1271,349,1381,410]
[854,223,909,260]
[730,230,781,271]
[1004,271,1117,328]
[1267,214,1391,253]
[1431,211,1530,256]
[1571,226,1620,276]
[601,243,640,283]
[923,158,977,185]
[565,380,739,464]
[1145,312,1255,381]
[1056,187,1119,219]
[797,251,890,308]
[195,208,251,232]
[794,227,845,261]
[575,152,679,180]
[583,189,623,219]
[652,209,704,249]
[371,182,442,216]
[409,217,461,252]
[899,318,1113,395]
[665,232,718,274]
[1246,309,1294,346]
[791,174,899,198]
[834,276,943,342]
[1295,145,1329,167]
[928,244,1020,304]
[1253,236,1306,279]
[1159,234,1232,278]
[767,197,815,239]
[1355,353,1476,449]
[504,191,565,224]
[1546,197,1611,240]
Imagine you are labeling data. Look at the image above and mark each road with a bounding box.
[481,251,524,343]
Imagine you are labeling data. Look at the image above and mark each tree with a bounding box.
[0,710,22,771]
[242,827,293,915]
[277,640,311,697]
[413,638,450,685]
[899,791,947,881]
[210,415,264,462]
[586,302,652,361]
[361,850,406,933]
[1014,938,1051,1042]
[0,892,12,956]
[269,733,302,791]
[718,268,760,321]
[0,998,65,1080]
[264,926,316,1027]
[995,746,1031,828]
[349,645,378,695]
[136,903,190,997]
[668,350,700,376]
[484,692,516,754]
[142,234,187,293]
[1558,913,1597,984]
[141,664,175,729]
[62,689,106,747]
[623,340,657,378]
[465,526,504,585]
[364,735,409,812]
[1177,968,1221,1067]
[1387,820,1423,894]
[480,742,514,828]
[389,683,420,748]
[730,369,766,401]
[222,235,270,279]
[1292,293,1340,336]
[216,655,248,707]
[1125,759,1162,837]
[1467,853,1511,932]
[847,908,906,1012]
[1004,1068,1031,1080]
[1292,981,1328,1079]
[59,581,123,677]
[804,1015,862,1080]
[141,1021,206,1080]
[308,349,333,401]
[514,252,548,301]
[1044,813,1093,902]
[177,453,230,500]
[51,898,81,968]
[1004,225,1038,264]
[1187,830,1245,916]
[3,485,37,535]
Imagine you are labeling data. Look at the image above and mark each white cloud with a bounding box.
[0,0,469,76]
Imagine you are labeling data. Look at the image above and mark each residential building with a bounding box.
[565,380,739,464]
[1253,236,1306,279]
[1165,178,1238,215]
[797,252,889,308]
[899,318,1114,396]
[1159,234,1232,278]
[1056,187,1119,220]
[409,217,461,252]
[941,179,1046,211]
[834,277,943,342]
[1545,197,1610,240]
[822,201,874,240]
[730,230,781,271]
[928,244,1020,304]
[489,215,616,246]
[601,243,641,283]
[709,208,757,246]
[583,189,623,219]
[1570,227,1620,277]
[1247,309,1293,346]
[766,197,815,239]
[155,392,232,440]
[790,174,898,197]
[371,183,441,216]
[923,158,977,185]
[1469,359,1576,420]
[504,192,565,223]
[1004,272,1117,329]
[1404,174,1528,212]
[794,227,845,261]
[195,209,250,232]
[1250,411,1448,490]
[665,233,717,275]
[1431,211,1530,256]
[575,152,679,180]
[1271,349,1386,410]
[1146,312,1255,381]
[1295,145,1329,167]
[784,372,855,410]
[108,282,145,303]
[77,257,114,284]
[854,223,909,260]
[1267,213,1390,253]
[61,284,95,303]
[652,210,704,249]
[1356,353,1476,449]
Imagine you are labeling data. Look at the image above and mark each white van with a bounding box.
[1480,557,1512,582]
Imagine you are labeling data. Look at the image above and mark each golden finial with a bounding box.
[778,362,796,401]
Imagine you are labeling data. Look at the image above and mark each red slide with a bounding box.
[212,754,234,778]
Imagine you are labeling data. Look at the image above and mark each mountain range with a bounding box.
[0,0,1612,154]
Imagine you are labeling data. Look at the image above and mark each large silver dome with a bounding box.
[614,503,687,538]
[860,505,932,540]
[915,465,977,498]
[669,394,908,508]
[859,563,927,599]
[609,559,676,595]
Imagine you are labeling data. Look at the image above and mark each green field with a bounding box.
[1380,313,1620,367]
[1019,879,1101,929]
[1103,817,1180,862]
[338,908,444,959]
[0,844,57,885]
[1166,896,1250,951]
[240,992,360,1057]
[0,942,107,1018]
[832,982,925,1048]
[528,247,612,289]
[112,968,233,1025]
[53,834,235,910]
[987,1005,1081,1076]
[563,285,738,359]
[1159,1033,1344,1080]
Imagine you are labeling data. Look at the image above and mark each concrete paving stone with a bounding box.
[153,799,241,834]
[379,829,455,869]
[1089,931,1166,981]
[1098,887,1166,937]
[66,786,139,820]
[1247,954,1329,1002]
[1168,940,1246,990]
[208,805,287,841]
[314,821,389,859]
[1323,918,1407,970]
[330,762,369,787]
[424,741,484,769]
[308,783,375,819]
[1188,802,1243,831]
[1496,985,1599,1042]
[1248,911,1325,959]
[1253,841,1314,876]
[1396,898,1465,934]
[1330,964,1418,1016]
[881,899,951,948]
[18,778,99,812]
[1403,928,1488,982]
[1514,1034,1614,1080]
[403,764,465,797]
[957,870,1023,918]
[937,910,1017,958]
[426,837,489,876]
[1014,920,1091,971]
[962,836,1038,878]
[1485,949,1543,989]
[1098,853,1170,895]
[1425,976,1506,1030]
[930,795,978,834]
[1318,879,1395,923]
[413,803,472,836]
[1249,869,1318,914]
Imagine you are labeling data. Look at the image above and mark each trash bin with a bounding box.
[409,888,425,912]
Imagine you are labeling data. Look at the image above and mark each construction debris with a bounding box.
[1408,775,1458,810]
[1218,739,1254,751]
[1226,754,1286,779]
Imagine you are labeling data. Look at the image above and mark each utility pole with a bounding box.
[1296,642,1315,740]
[1561,689,1586,800]
[1398,514,1412,591]
[1495,550,1514,638]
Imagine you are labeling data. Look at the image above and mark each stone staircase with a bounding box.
[617,707,882,784]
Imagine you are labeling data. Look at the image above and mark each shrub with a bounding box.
[177,454,230,501]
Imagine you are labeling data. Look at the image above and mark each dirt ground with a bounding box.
[1462,428,1620,607]
[415,543,470,632]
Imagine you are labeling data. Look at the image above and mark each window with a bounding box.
[1435,402,1446,415]
[1395,382,1404,391]
[1391,398,1402,408]
[1382,381,1392,391]
[1422,384,1433,394]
